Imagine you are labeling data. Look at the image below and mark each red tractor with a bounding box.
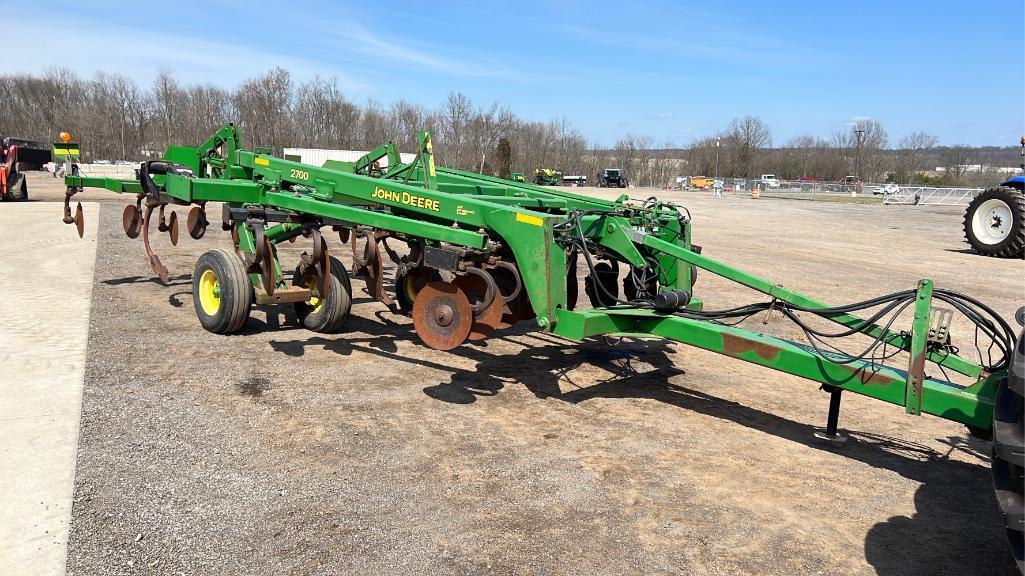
[1,137,51,201]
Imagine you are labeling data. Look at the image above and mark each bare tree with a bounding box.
[892,131,938,184]
[470,102,515,173]
[941,145,973,185]
[724,116,771,177]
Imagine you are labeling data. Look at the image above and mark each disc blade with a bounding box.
[74,202,84,238]
[186,206,207,240]
[412,281,472,351]
[168,211,179,246]
[122,204,141,239]
[452,274,504,340]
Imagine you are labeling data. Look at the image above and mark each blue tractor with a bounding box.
[963,137,1025,257]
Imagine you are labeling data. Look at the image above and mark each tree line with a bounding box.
[0,68,1016,187]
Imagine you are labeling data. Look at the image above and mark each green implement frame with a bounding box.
[61,123,1009,435]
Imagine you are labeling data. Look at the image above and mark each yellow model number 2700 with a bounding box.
[289,168,310,181]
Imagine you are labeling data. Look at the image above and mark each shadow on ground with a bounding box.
[268,309,1017,575]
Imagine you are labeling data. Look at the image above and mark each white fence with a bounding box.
[705,178,983,206]
[880,185,983,206]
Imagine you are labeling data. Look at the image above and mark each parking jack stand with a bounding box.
[814,385,848,443]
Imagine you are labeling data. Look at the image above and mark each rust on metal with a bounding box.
[73,202,84,238]
[122,204,142,239]
[452,273,503,340]
[838,363,900,387]
[141,202,169,283]
[310,228,330,299]
[167,210,179,246]
[721,332,784,361]
[186,206,207,240]
[412,281,472,350]
[350,230,392,306]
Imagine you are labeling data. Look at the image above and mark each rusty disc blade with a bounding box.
[313,231,330,299]
[167,211,179,246]
[491,265,521,329]
[350,232,369,274]
[122,204,141,239]
[186,206,207,240]
[412,281,472,351]
[452,274,503,340]
[260,235,275,296]
[74,202,84,238]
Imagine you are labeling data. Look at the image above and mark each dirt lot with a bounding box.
[20,172,1024,575]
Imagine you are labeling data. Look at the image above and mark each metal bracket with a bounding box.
[927,307,953,345]
[905,279,934,415]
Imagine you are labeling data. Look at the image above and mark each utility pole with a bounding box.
[713,136,721,180]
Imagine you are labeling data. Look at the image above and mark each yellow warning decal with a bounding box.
[516,213,544,227]
[426,138,437,177]
[254,157,270,166]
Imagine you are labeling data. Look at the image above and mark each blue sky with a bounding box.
[8,0,1023,147]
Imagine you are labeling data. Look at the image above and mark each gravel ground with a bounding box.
[21,173,1022,575]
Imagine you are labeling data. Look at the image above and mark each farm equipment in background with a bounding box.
[1,137,51,201]
[596,168,628,188]
[60,123,1024,571]
[561,174,587,187]
[511,171,525,183]
[963,137,1025,258]
[689,175,713,189]
[533,167,562,186]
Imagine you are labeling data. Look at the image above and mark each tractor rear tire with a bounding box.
[992,322,1025,572]
[193,249,253,334]
[964,187,1025,258]
[293,256,352,333]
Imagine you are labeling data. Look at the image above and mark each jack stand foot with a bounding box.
[813,428,849,443]
[814,385,847,443]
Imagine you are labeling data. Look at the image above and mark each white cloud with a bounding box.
[1,14,374,94]
[314,22,511,77]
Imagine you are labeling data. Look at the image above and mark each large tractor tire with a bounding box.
[992,313,1025,572]
[192,249,253,334]
[964,187,1025,258]
[292,255,352,333]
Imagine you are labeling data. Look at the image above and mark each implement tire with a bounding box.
[964,187,1025,258]
[992,324,1025,572]
[293,256,351,333]
[6,172,26,201]
[193,249,253,334]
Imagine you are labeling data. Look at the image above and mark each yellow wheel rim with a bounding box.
[403,274,418,303]
[308,280,324,314]
[198,269,221,316]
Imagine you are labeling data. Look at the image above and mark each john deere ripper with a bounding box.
[60,124,1023,570]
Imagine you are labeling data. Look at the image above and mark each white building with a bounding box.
[283,148,417,168]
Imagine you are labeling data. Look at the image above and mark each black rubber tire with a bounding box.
[992,326,1025,573]
[964,187,1025,258]
[585,262,620,308]
[6,172,26,201]
[193,249,253,334]
[293,256,352,333]
[395,266,441,315]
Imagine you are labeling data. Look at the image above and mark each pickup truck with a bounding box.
[758,174,781,188]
